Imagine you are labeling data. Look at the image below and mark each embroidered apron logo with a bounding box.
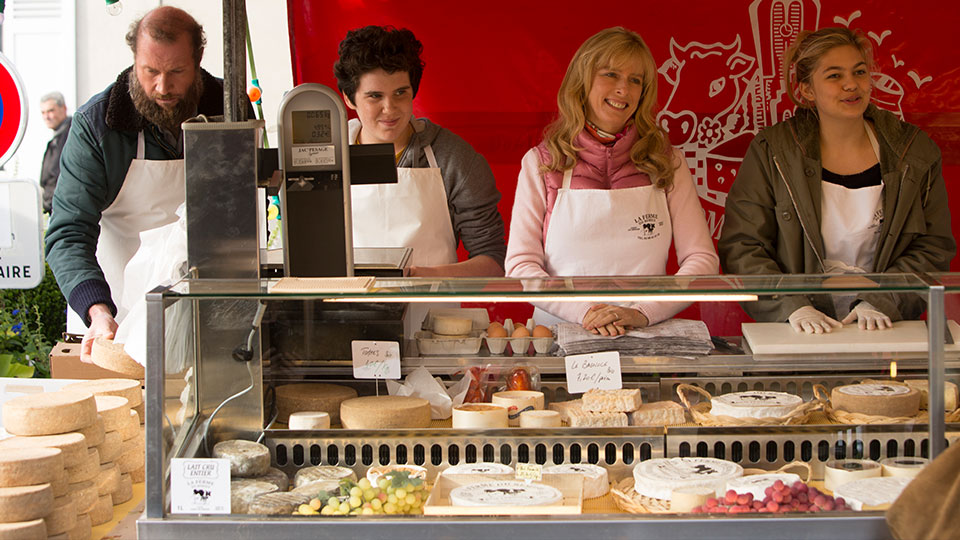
[630,214,663,240]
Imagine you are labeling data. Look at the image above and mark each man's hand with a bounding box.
[81,304,118,363]
[788,306,842,334]
[582,304,648,336]
[841,301,893,330]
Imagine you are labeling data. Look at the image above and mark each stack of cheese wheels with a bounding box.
[1,389,103,538]
[831,383,921,418]
[91,337,145,379]
[274,383,357,425]
[339,396,431,429]
[215,439,300,514]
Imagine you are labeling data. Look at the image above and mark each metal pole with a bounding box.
[222,0,248,122]
[928,285,946,459]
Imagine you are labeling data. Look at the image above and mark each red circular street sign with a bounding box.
[0,51,28,169]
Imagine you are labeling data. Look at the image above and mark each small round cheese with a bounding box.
[91,337,144,378]
[340,396,431,429]
[519,410,561,428]
[0,448,63,487]
[433,316,473,336]
[452,403,508,429]
[287,411,330,430]
[725,473,802,500]
[710,391,803,419]
[247,492,311,515]
[542,463,609,499]
[633,457,743,500]
[293,466,355,488]
[96,431,123,464]
[42,496,76,536]
[111,474,133,505]
[62,378,142,408]
[831,383,921,417]
[442,463,514,476]
[275,383,357,424]
[87,494,113,526]
[65,448,100,484]
[0,519,47,539]
[75,417,106,447]
[93,395,130,432]
[880,457,928,478]
[824,459,881,492]
[69,479,98,515]
[2,390,97,436]
[253,467,290,492]
[670,486,714,513]
[449,481,563,507]
[832,476,912,510]
[97,463,121,496]
[230,479,278,514]
[0,433,87,464]
[213,440,271,478]
[0,484,53,522]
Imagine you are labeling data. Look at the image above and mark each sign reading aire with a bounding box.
[0,181,44,289]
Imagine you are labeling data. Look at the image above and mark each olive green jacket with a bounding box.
[718,105,955,322]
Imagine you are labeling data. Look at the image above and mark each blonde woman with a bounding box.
[505,27,719,336]
[719,27,955,333]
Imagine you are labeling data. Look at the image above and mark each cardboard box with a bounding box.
[50,341,143,381]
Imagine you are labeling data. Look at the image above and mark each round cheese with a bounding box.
[97,463,121,496]
[62,378,142,408]
[290,479,340,499]
[287,411,330,430]
[91,337,144,378]
[725,473,802,500]
[49,468,68,498]
[880,457,928,478]
[492,391,544,426]
[253,467,290,492]
[293,466,355,488]
[116,436,145,474]
[87,494,113,526]
[230,479,277,514]
[831,383,921,417]
[452,404,508,429]
[248,492,311,515]
[0,433,87,464]
[93,395,130,432]
[133,402,145,424]
[670,486,714,513]
[0,519,47,539]
[824,459,881,492]
[96,431,123,464]
[710,391,803,419]
[213,440,270,478]
[0,484,53,522]
[365,465,427,486]
[42,496,76,536]
[275,383,357,424]
[2,390,97,436]
[75,417,105,447]
[67,513,91,540]
[340,396,431,429]
[542,464,609,499]
[118,411,139,441]
[0,448,63,488]
[519,410,561,428]
[632,458,743,500]
[65,448,100,484]
[433,316,472,336]
[129,465,145,484]
[111,474,133,505]
[449,481,563,507]
[442,463,514,476]
[69,480,98,515]
[832,476,912,510]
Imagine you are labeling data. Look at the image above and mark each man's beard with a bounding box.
[128,70,203,133]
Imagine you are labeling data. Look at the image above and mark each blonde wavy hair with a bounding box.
[783,26,874,109]
[541,27,676,189]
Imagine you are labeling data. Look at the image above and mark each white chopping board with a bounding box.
[742,320,960,355]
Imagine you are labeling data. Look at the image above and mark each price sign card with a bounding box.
[351,340,401,379]
[564,351,622,394]
[516,463,543,482]
[170,458,231,514]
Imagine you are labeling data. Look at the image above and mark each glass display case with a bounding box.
[137,273,958,539]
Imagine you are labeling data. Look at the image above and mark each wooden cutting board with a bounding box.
[742,320,957,355]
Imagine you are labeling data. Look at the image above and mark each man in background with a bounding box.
[39,91,71,214]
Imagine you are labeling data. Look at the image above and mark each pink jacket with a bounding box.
[505,127,719,325]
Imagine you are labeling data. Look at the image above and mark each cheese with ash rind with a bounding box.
[42,496,76,536]
[2,390,97,436]
[880,457,928,479]
[97,463,121,496]
[293,466,356,488]
[449,481,563,507]
[633,458,743,500]
[832,476,912,510]
[0,519,47,539]
[627,401,686,426]
[340,396,431,429]
[710,391,803,419]
[275,383,357,424]
[213,440,271,478]
[63,378,142,408]
[111,474,133,505]
[831,383,921,417]
[725,473,802,500]
[0,433,87,464]
[582,389,643,413]
[247,492,311,515]
[230,480,278,514]
[0,448,63,487]
[542,464,609,499]
[0,484,53,522]
[442,463,514,476]
[253,467,290,492]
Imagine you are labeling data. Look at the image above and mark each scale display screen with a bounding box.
[291,109,332,144]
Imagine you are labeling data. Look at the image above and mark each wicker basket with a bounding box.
[814,384,928,425]
[676,384,822,426]
[611,461,813,514]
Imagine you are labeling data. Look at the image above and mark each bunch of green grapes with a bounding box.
[294,471,429,516]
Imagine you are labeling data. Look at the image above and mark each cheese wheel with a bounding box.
[62,379,142,408]
[442,463,514,476]
[116,436,145,474]
[710,391,803,419]
[275,383,357,424]
[97,463,121,496]
[213,440,270,478]
[253,467,290,492]
[832,476,911,510]
[75,417,106,447]
[69,480,98,515]
[111,474,133,505]
[340,396,431,429]
[90,337,144,378]
[87,495,113,526]
[831,383,920,417]
[0,433,87,464]
[880,457,929,478]
[93,396,130,432]
[66,513,91,540]
[0,448,63,488]
[230,479,277,514]
[42,497,76,536]
[49,468,68,498]
[248,492,311,515]
[449,481,563,507]
[129,465,145,484]
[432,316,472,336]
[293,466,355,488]
[670,486,714,513]
[287,411,330,430]
[0,519,46,539]
[1,390,97,436]
[491,391,544,426]
[0,484,53,522]
[452,404,508,429]
[903,379,959,412]
[519,410,561,428]
[65,448,100,484]
[133,402,145,424]
[97,431,123,464]
[633,458,743,500]
[365,465,427,486]
[290,479,340,498]
[542,464,609,499]
[118,411,139,441]
[824,459,881,492]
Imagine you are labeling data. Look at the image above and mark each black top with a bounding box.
[822,163,882,189]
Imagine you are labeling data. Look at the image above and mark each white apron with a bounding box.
[821,122,883,315]
[534,166,673,326]
[350,128,458,336]
[67,132,185,332]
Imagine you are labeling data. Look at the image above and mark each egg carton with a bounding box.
[484,318,555,356]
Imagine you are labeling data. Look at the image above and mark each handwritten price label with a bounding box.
[564,351,622,394]
[515,463,543,482]
[351,341,401,380]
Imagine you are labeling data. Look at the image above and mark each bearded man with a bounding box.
[45,6,227,362]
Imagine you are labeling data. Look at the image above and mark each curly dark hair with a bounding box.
[334,25,425,105]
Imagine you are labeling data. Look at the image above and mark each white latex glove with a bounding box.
[841,301,892,330]
[788,306,842,334]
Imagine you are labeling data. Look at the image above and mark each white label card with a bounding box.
[169,458,231,514]
[291,144,335,167]
[351,340,401,379]
[0,185,12,249]
[515,463,543,482]
[564,351,623,394]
